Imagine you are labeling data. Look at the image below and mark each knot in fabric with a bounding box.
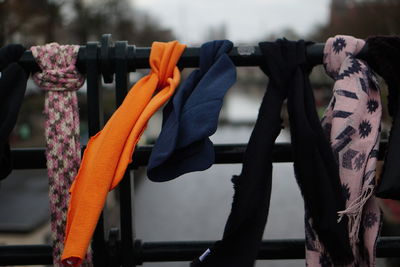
[149,41,185,90]
[62,41,185,266]
[31,43,84,91]
[361,36,400,118]
[198,40,233,76]
[31,42,92,267]
[0,44,26,71]
[259,38,307,94]
[324,36,366,79]
[147,40,235,182]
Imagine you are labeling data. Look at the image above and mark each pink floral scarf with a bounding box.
[306,35,382,266]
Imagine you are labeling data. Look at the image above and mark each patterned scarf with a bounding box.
[306,35,381,266]
[31,43,92,267]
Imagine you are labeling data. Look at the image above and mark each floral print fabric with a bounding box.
[306,35,382,267]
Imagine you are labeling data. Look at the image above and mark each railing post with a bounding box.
[115,40,136,267]
[86,40,107,267]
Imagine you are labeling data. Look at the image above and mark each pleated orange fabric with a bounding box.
[61,41,186,266]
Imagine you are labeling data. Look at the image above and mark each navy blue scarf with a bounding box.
[147,40,236,182]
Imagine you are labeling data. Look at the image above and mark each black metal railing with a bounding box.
[0,34,395,267]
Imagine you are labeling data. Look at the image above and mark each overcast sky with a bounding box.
[134,0,331,45]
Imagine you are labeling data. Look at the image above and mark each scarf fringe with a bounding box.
[337,183,375,245]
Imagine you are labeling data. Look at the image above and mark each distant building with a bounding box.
[329,0,356,29]
[327,0,400,38]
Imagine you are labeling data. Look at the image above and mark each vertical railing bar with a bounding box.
[115,40,135,267]
[86,41,107,267]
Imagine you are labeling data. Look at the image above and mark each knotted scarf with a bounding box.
[192,39,353,267]
[62,41,186,266]
[31,43,91,267]
[307,35,382,266]
[0,44,28,180]
[147,40,236,182]
[359,36,400,200]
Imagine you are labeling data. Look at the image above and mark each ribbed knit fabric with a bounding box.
[359,36,400,200]
[192,39,353,267]
[31,43,92,267]
[147,40,236,182]
[0,44,28,180]
[62,41,186,266]
[306,35,382,266]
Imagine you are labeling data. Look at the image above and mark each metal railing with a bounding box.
[0,34,396,267]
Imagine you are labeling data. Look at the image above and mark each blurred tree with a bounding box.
[0,0,176,148]
[0,0,66,46]
[67,0,139,43]
[0,0,174,46]
[134,13,174,46]
[71,0,90,44]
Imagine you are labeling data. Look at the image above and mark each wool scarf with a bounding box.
[0,44,28,180]
[147,40,236,182]
[308,35,381,266]
[62,41,186,266]
[192,39,352,267]
[359,36,400,200]
[31,43,92,267]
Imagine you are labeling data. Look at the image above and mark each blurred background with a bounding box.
[0,0,400,266]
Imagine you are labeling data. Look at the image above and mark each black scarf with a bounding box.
[0,44,28,180]
[191,39,353,267]
[359,36,400,199]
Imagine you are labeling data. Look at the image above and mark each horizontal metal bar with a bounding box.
[18,43,369,73]
[138,236,400,262]
[136,239,306,263]
[130,143,297,167]
[0,244,52,265]
[10,141,388,169]
[1,236,399,265]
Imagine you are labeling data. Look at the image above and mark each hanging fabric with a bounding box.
[359,36,400,200]
[308,35,382,266]
[31,43,92,267]
[192,39,353,267]
[0,44,28,180]
[147,40,236,182]
[62,41,186,266]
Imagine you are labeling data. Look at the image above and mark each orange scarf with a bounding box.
[62,41,186,266]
